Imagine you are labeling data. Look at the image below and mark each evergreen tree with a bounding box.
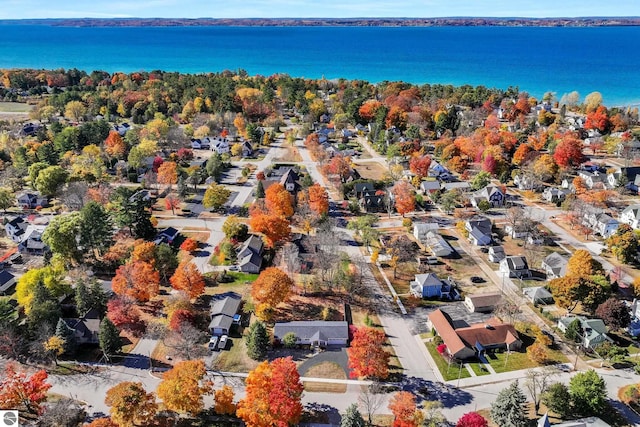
[542,383,572,418]
[155,243,178,283]
[55,317,77,355]
[27,282,61,333]
[255,180,265,198]
[341,403,366,427]
[79,201,114,258]
[490,380,527,427]
[74,282,91,316]
[177,175,188,199]
[88,280,108,316]
[246,321,269,360]
[99,317,121,360]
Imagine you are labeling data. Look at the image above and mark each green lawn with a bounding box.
[224,271,259,285]
[425,342,471,381]
[468,361,490,376]
[0,101,32,112]
[486,347,568,374]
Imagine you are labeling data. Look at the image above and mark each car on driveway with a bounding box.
[208,336,219,351]
[218,335,228,350]
[470,276,485,283]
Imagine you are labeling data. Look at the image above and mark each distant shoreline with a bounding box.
[2,17,640,28]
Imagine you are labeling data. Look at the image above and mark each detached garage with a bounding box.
[273,321,349,347]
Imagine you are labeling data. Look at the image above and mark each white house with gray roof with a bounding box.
[541,252,568,279]
[557,315,611,349]
[273,321,349,347]
[620,204,640,230]
[209,293,242,336]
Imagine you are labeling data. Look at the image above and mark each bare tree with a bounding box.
[39,398,86,427]
[61,181,89,211]
[164,323,208,360]
[358,383,387,425]
[525,367,558,414]
[276,242,301,275]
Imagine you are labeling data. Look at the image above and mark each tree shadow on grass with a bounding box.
[399,375,473,409]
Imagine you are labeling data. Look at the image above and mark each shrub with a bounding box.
[283,332,297,349]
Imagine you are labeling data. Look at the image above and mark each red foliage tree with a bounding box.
[409,154,432,179]
[553,133,584,168]
[176,147,194,162]
[322,155,352,183]
[392,181,415,217]
[585,105,611,134]
[359,100,383,122]
[165,195,180,215]
[347,327,390,379]
[106,296,143,330]
[152,156,164,173]
[0,363,52,415]
[168,309,196,332]
[456,412,489,427]
[256,171,266,181]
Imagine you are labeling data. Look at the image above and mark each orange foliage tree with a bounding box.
[131,240,157,266]
[111,260,160,302]
[251,267,294,321]
[512,143,531,166]
[180,237,199,252]
[392,180,416,217]
[237,357,304,427]
[265,183,294,218]
[0,364,51,415]
[409,155,432,179]
[359,100,383,122]
[214,385,237,415]
[388,391,423,427]
[169,261,205,299]
[157,161,178,187]
[249,213,291,248]
[307,183,329,216]
[553,133,584,168]
[322,155,352,183]
[157,360,212,415]
[104,131,127,159]
[347,327,390,379]
[585,105,611,134]
[105,381,157,427]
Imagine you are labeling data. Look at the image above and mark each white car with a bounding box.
[208,336,219,351]
[218,335,228,350]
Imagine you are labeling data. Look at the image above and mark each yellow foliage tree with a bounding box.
[157,360,212,415]
[214,385,237,415]
[105,381,157,427]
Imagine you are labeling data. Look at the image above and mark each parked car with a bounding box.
[218,335,228,350]
[470,276,485,283]
[208,336,219,351]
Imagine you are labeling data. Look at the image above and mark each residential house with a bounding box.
[620,204,640,230]
[207,136,230,154]
[237,235,264,274]
[428,161,450,179]
[419,180,441,194]
[409,273,459,300]
[504,223,530,239]
[470,185,505,208]
[273,321,349,347]
[542,187,570,204]
[607,166,640,191]
[522,286,554,305]
[538,415,611,427]
[241,141,254,157]
[542,252,568,279]
[557,315,611,349]
[499,256,531,278]
[464,292,502,313]
[465,216,492,246]
[422,230,454,257]
[0,269,16,294]
[359,191,386,213]
[61,308,102,345]
[155,227,180,245]
[627,300,640,337]
[209,293,242,336]
[280,168,299,193]
[427,309,521,360]
[16,192,48,209]
[441,181,470,192]
[190,138,204,149]
[582,207,619,237]
[5,217,28,243]
[114,123,131,136]
[488,246,506,263]
[513,174,542,191]
[577,170,607,190]
[353,182,376,199]
[413,222,439,242]
[18,225,48,254]
[129,189,152,203]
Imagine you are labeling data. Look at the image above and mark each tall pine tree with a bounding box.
[55,318,77,355]
[490,380,526,427]
[99,318,121,360]
[74,282,91,316]
[341,403,366,427]
[246,321,268,360]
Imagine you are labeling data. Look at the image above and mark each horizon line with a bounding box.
[3,16,640,20]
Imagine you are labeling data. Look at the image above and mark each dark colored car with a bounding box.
[470,276,485,283]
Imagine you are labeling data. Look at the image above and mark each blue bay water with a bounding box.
[1,24,639,106]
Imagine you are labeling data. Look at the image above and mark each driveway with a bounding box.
[298,347,350,377]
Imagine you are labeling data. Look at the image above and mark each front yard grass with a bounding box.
[303,361,348,393]
[212,335,260,373]
[468,361,490,376]
[486,345,568,374]
[425,341,471,381]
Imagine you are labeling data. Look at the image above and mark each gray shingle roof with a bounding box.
[273,321,349,341]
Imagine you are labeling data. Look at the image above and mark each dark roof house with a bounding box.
[273,321,349,347]
[209,293,242,336]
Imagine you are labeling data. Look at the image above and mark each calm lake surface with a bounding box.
[1,24,639,106]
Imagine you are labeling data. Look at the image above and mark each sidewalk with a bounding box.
[451,363,574,388]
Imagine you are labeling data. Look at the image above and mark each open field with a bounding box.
[303,361,348,393]
[0,101,32,112]
[353,162,388,181]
